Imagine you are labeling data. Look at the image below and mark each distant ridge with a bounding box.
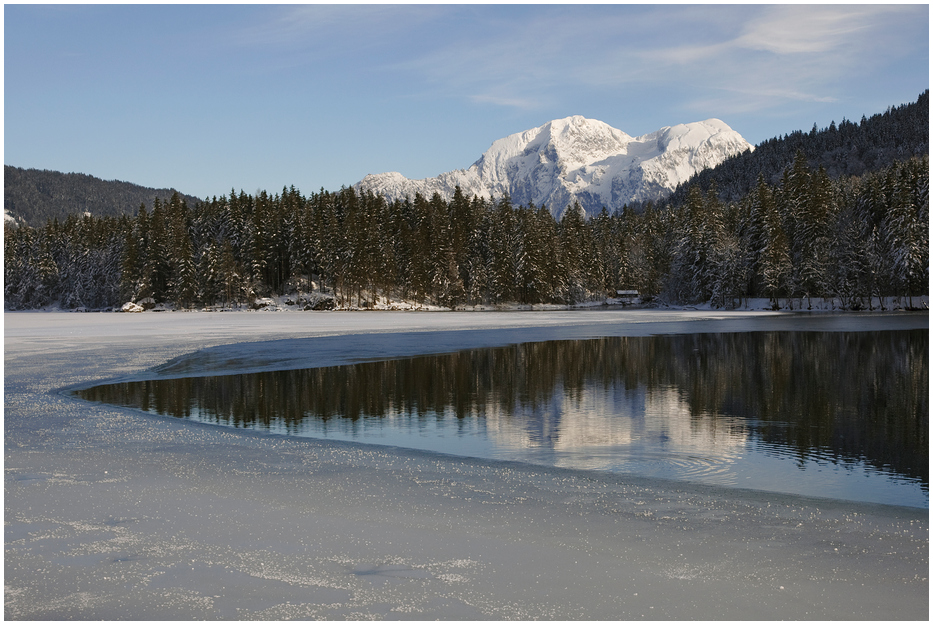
[4,165,201,227]
[664,90,930,207]
[356,116,752,217]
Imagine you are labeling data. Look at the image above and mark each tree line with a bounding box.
[4,151,927,311]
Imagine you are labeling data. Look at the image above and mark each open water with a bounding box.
[76,329,928,508]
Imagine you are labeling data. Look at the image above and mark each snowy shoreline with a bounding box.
[15,293,930,314]
[5,311,929,619]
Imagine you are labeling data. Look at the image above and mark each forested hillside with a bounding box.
[4,166,200,227]
[4,152,928,311]
[665,91,928,206]
[4,94,928,312]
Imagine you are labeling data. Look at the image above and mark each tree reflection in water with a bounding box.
[77,330,928,490]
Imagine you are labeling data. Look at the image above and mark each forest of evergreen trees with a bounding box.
[664,90,929,207]
[4,151,928,312]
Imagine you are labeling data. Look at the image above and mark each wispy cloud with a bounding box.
[469,93,541,110]
[386,4,926,114]
[734,5,903,55]
[676,5,925,113]
[216,4,926,119]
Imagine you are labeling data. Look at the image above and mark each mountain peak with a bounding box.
[357,116,752,216]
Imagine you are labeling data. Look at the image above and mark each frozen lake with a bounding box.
[5,310,929,619]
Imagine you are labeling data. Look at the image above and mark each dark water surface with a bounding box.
[77,330,928,508]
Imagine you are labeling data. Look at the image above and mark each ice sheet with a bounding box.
[5,311,928,619]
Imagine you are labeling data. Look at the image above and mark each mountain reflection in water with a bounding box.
[77,331,928,507]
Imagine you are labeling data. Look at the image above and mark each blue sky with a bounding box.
[4,4,929,200]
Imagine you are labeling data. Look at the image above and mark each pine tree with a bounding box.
[166,193,197,309]
[449,186,473,302]
[798,165,834,307]
[425,192,462,307]
[464,196,492,304]
[142,197,172,303]
[220,238,239,307]
[590,207,617,297]
[707,201,748,308]
[628,202,668,299]
[757,179,793,307]
[119,216,141,303]
[490,195,521,303]
[883,159,929,305]
[827,180,870,309]
[615,206,639,292]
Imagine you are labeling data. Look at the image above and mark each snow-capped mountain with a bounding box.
[356,116,753,217]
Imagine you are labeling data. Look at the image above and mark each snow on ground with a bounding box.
[5,310,929,619]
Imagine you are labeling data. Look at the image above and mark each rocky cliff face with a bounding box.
[356,116,753,217]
